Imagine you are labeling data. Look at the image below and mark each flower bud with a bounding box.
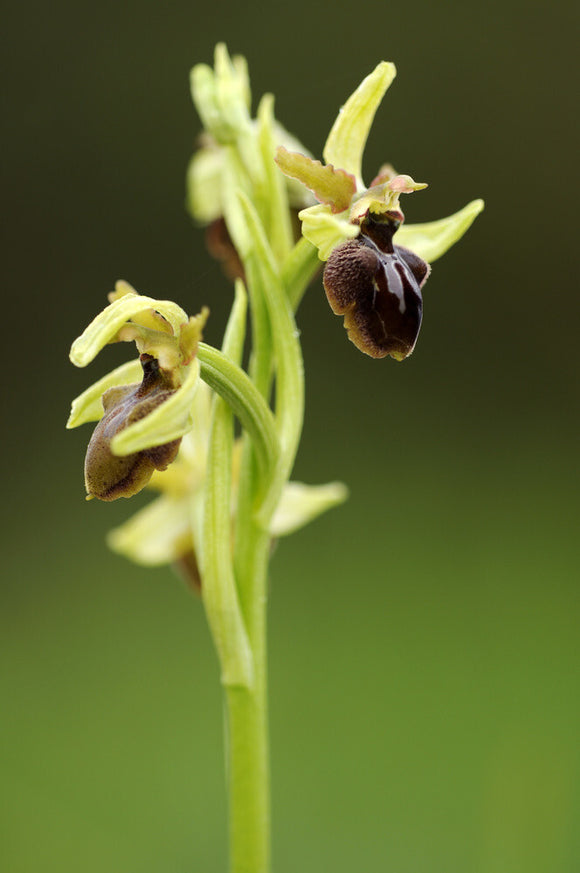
[323,211,430,360]
[84,355,182,501]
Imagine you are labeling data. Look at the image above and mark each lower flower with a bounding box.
[67,282,208,501]
[84,355,183,500]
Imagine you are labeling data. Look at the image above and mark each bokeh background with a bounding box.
[2,0,578,870]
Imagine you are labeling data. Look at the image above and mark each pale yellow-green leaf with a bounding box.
[67,359,142,428]
[107,494,192,566]
[270,481,349,537]
[70,295,188,368]
[258,96,294,261]
[298,203,359,261]
[221,155,253,261]
[111,359,200,456]
[323,61,396,188]
[202,272,254,688]
[396,198,484,263]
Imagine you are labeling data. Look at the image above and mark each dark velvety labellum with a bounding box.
[84,354,182,501]
[323,212,431,360]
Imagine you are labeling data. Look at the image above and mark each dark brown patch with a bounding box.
[323,213,430,360]
[84,355,182,501]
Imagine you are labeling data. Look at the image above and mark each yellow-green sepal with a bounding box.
[298,203,359,261]
[107,494,192,566]
[270,481,349,537]
[67,359,142,428]
[323,61,396,189]
[396,198,484,263]
[69,294,188,368]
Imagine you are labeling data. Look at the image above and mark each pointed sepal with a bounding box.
[395,198,484,263]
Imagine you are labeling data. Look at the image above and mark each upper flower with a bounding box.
[67,281,208,500]
[275,61,484,359]
[186,44,314,231]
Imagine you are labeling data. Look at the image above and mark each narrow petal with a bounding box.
[350,174,428,223]
[107,494,192,565]
[271,122,317,210]
[298,203,359,261]
[70,295,188,368]
[67,359,142,428]
[270,481,349,537]
[323,61,396,187]
[111,359,200,456]
[275,147,356,213]
[395,199,484,263]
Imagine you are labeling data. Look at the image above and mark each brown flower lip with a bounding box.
[84,354,182,501]
[323,211,431,360]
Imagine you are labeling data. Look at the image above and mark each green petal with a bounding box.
[275,147,356,213]
[396,198,484,263]
[67,359,142,428]
[350,174,428,223]
[298,203,359,261]
[110,359,200,456]
[270,481,349,537]
[323,61,396,188]
[107,494,192,566]
[271,121,317,210]
[70,295,188,368]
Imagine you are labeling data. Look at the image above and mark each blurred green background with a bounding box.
[2,0,578,871]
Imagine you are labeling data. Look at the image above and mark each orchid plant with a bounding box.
[67,44,482,873]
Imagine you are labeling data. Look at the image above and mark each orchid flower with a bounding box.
[275,62,483,358]
[67,281,207,500]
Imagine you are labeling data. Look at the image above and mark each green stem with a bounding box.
[226,525,271,873]
[197,342,279,492]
